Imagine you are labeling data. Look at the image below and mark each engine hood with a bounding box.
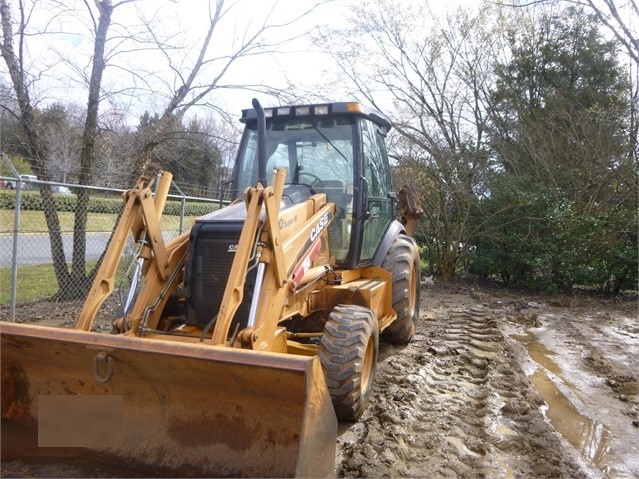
[195,200,248,223]
[195,184,315,225]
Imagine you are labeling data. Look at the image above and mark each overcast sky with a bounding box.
[6,0,637,128]
[20,1,335,120]
[9,0,484,125]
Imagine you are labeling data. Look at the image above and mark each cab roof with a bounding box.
[240,101,392,132]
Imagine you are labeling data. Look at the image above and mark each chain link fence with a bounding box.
[0,175,222,321]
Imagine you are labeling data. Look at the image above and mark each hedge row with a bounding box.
[0,190,218,216]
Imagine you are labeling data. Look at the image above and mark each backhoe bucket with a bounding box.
[1,323,337,478]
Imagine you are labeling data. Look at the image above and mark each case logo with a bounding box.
[310,211,331,242]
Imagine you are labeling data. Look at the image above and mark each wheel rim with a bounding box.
[361,336,375,397]
[408,262,417,317]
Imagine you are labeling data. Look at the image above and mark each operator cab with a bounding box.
[232,102,396,268]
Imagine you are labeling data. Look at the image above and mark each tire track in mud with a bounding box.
[336,306,592,478]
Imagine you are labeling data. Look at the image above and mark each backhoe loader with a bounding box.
[1,99,423,477]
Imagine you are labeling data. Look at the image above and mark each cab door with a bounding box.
[358,118,394,263]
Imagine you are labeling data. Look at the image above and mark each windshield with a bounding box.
[235,117,355,194]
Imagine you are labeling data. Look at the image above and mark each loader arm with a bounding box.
[244,177,334,352]
[209,180,266,346]
[210,167,335,350]
[76,173,173,331]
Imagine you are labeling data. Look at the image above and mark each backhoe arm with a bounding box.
[397,183,424,237]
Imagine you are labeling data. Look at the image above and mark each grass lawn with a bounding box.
[0,208,199,304]
[0,210,198,234]
[0,210,117,233]
[0,263,96,303]
[1,264,58,302]
[0,259,133,304]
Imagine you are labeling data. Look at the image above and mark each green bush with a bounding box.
[468,178,638,293]
[164,199,219,216]
[0,190,15,209]
[0,190,218,216]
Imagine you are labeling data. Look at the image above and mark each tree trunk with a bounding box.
[71,1,115,298]
[1,0,71,291]
[439,249,457,283]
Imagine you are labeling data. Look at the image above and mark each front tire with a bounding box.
[318,305,379,421]
[381,234,420,344]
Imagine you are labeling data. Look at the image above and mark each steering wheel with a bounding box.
[298,172,323,187]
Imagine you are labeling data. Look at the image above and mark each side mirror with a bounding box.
[368,205,380,219]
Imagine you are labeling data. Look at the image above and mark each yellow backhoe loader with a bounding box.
[1,99,423,477]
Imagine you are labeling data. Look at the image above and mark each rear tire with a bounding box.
[381,234,420,344]
[319,305,379,421]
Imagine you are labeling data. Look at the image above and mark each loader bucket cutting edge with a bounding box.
[1,322,337,478]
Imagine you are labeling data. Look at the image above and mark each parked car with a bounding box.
[4,174,37,190]
[52,185,73,195]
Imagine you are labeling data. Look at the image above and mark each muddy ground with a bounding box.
[1,280,638,478]
[337,281,639,479]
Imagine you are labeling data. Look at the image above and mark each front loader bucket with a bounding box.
[1,323,337,478]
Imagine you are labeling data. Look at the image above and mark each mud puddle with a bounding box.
[512,330,623,477]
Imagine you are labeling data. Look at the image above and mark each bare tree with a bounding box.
[579,0,639,64]
[41,103,83,182]
[1,0,69,291]
[131,0,331,176]
[318,1,498,281]
[199,111,243,196]
[1,0,139,298]
[1,0,331,300]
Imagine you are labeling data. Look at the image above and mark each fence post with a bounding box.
[169,181,187,235]
[180,196,186,235]
[2,153,20,321]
